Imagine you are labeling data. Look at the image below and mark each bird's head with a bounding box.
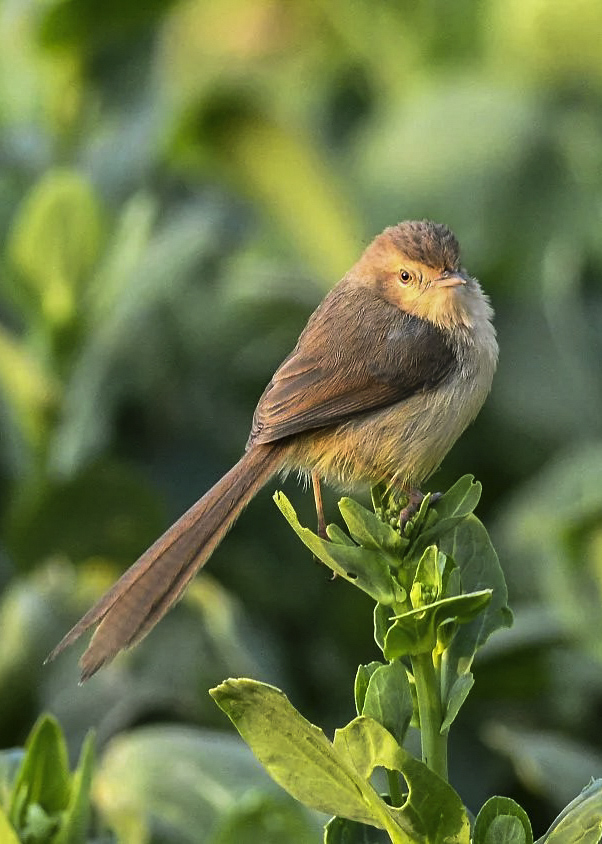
[357,220,487,331]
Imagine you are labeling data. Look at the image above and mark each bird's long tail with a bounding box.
[47,443,284,681]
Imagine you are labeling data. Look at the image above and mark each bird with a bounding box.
[47,220,498,681]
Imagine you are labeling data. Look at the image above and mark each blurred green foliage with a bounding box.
[0,0,601,840]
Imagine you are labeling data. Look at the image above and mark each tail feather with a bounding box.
[46,443,283,680]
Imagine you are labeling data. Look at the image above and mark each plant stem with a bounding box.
[411,651,448,781]
[387,768,404,807]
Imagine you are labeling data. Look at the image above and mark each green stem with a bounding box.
[387,768,404,807]
[411,651,448,781]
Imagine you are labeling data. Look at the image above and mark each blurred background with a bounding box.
[1,0,602,840]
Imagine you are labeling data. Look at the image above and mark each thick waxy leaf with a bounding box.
[538,779,602,844]
[410,546,444,608]
[333,718,470,844]
[275,492,405,605]
[339,498,408,556]
[409,476,482,558]
[211,679,470,843]
[8,715,71,829]
[4,714,94,843]
[374,604,395,653]
[354,663,384,715]
[474,796,533,844]
[211,679,391,829]
[384,591,492,659]
[439,515,512,714]
[361,662,413,747]
[0,809,20,844]
[441,674,475,733]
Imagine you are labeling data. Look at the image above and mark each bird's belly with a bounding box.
[285,375,488,491]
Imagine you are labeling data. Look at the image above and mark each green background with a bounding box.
[1,0,601,840]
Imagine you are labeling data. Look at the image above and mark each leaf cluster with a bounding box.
[210,477,602,842]
[0,716,94,844]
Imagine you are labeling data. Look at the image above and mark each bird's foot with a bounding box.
[399,489,441,529]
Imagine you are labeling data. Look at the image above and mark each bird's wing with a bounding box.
[248,285,456,446]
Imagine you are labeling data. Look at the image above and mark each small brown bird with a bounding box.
[48,220,497,680]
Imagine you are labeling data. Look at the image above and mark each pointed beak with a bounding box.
[433,272,467,288]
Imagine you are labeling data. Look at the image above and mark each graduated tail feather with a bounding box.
[46,443,283,681]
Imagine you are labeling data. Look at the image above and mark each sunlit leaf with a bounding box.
[339,498,408,557]
[0,807,20,844]
[384,591,492,659]
[211,680,397,830]
[274,492,404,605]
[538,779,602,844]
[332,717,470,843]
[8,170,101,327]
[409,476,482,559]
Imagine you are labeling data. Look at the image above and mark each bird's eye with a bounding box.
[399,269,412,284]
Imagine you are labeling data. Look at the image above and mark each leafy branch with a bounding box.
[211,476,602,843]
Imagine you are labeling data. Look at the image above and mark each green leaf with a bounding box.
[339,498,408,556]
[8,169,101,327]
[474,797,533,844]
[409,476,482,558]
[8,715,71,830]
[354,663,384,716]
[325,815,390,842]
[374,604,394,653]
[210,679,395,831]
[384,591,492,659]
[430,475,482,521]
[440,674,475,733]
[0,807,21,844]
[410,546,444,608]
[53,731,95,844]
[327,524,358,546]
[538,779,602,844]
[23,803,58,841]
[361,662,413,747]
[439,515,512,708]
[332,718,470,844]
[212,793,321,844]
[95,724,321,844]
[274,492,404,605]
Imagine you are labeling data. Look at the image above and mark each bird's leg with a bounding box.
[311,470,328,540]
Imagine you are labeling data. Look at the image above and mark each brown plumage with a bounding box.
[47,220,498,681]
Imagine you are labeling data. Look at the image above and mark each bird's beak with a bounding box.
[433,272,467,288]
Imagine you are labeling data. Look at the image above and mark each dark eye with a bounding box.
[399,270,412,284]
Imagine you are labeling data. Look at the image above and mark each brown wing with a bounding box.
[247,283,456,447]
